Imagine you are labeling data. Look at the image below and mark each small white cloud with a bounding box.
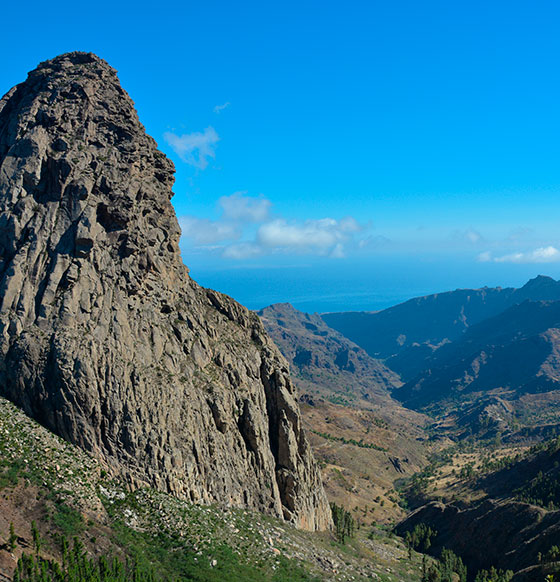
[477,251,492,262]
[179,216,238,244]
[330,243,346,258]
[164,127,219,169]
[219,192,272,222]
[222,242,262,259]
[452,228,484,244]
[492,246,560,264]
[465,228,482,244]
[257,218,342,250]
[213,102,230,114]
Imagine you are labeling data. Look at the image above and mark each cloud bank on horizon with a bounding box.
[479,246,560,264]
[179,192,367,259]
[177,187,558,265]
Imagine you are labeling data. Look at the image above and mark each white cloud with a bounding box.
[482,246,560,264]
[178,192,367,260]
[477,251,492,263]
[164,127,219,169]
[330,243,346,258]
[213,102,230,114]
[451,228,484,244]
[257,218,352,251]
[465,228,483,244]
[219,192,272,222]
[338,216,363,233]
[222,242,262,259]
[179,216,238,244]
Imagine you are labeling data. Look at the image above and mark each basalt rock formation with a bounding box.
[0,52,331,530]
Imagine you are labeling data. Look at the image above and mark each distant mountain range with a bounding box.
[397,299,560,410]
[321,276,560,423]
[322,275,560,361]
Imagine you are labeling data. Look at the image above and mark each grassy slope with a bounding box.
[0,396,425,582]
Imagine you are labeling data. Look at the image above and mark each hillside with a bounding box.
[258,303,430,524]
[397,437,560,580]
[395,300,560,421]
[258,303,400,405]
[0,394,428,582]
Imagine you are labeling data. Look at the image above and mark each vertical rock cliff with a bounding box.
[0,52,331,530]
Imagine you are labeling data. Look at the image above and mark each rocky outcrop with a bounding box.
[0,52,331,530]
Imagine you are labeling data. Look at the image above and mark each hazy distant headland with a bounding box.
[189,258,560,312]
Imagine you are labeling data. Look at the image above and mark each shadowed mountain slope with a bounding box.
[395,300,560,411]
[258,303,400,405]
[397,438,560,580]
[322,276,560,366]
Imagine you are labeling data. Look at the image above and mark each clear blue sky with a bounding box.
[2,1,560,310]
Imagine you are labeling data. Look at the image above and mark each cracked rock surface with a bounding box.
[0,52,331,530]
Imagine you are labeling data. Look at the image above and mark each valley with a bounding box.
[259,278,560,580]
[0,51,559,582]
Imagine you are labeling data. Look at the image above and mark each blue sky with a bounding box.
[2,1,560,310]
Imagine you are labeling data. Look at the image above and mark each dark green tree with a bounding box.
[9,522,17,552]
[30,522,41,556]
[330,502,355,544]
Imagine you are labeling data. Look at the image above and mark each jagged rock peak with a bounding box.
[0,52,332,530]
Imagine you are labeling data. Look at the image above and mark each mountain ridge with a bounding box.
[322,276,560,363]
[396,299,560,411]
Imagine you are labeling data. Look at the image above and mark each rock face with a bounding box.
[0,52,331,530]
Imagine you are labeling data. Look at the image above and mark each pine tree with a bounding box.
[31,521,41,556]
[9,522,17,552]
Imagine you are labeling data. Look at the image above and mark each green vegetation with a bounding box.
[473,567,513,581]
[541,545,560,563]
[324,393,356,407]
[329,502,355,544]
[31,521,42,556]
[404,523,436,552]
[422,548,466,582]
[51,500,85,537]
[513,438,560,509]
[9,521,17,552]
[106,514,319,582]
[0,458,24,489]
[515,468,560,509]
[14,539,156,582]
